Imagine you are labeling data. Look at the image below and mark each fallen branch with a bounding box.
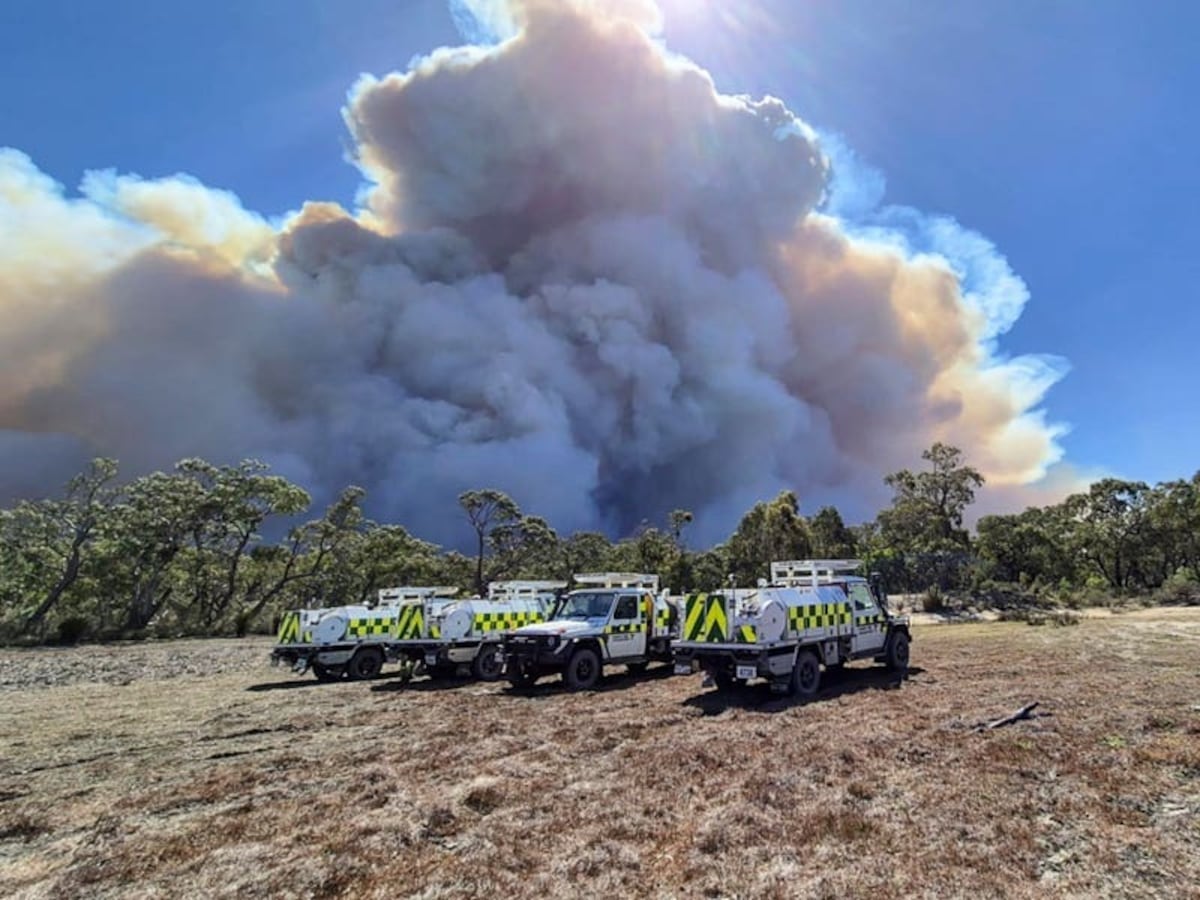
[977,702,1040,731]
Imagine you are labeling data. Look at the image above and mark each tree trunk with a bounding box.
[22,536,86,634]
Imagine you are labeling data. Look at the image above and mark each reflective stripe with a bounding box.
[277,611,300,644]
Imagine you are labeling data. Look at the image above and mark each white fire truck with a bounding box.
[500,573,681,691]
[385,581,565,682]
[672,560,910,698]
[271,586,459,682]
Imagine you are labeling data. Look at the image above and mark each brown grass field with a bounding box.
[1,608,1198,899]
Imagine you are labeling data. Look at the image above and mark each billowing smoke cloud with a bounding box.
[0,0,1073,545]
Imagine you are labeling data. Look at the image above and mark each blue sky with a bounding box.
[2,0,1197,489]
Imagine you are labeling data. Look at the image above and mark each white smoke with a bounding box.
[0,1,1074,545]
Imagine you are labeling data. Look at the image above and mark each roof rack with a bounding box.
[377,586,459,604]
[770,560,863,588]
[573,572,661,591]
[488,581,568,599]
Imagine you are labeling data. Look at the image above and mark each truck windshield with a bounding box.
[554,592,613,620]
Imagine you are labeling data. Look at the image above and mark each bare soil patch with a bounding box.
[2,609,1198,898]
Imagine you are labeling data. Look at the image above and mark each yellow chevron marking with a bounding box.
[277,612,299,643]
[703,594,727,642]
[685,594,706,640]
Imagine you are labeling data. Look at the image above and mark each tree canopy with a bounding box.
[2,447,1195,645]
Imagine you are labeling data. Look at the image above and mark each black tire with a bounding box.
[506,660,540,688]
[472,644,504,682]
[712,670,735,692]
[626,661,650,675]
[346,647,384,681]
[312,662,343,682]
[564,647,602,691]
[885,631,910,673]
[791,650,821,700]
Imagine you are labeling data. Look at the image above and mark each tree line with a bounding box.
[1,445,1196,644]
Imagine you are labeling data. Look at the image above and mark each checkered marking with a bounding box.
[604,621,645,634]
[787,602,852,634]
[472,610,546,634]
[346,617,396,639]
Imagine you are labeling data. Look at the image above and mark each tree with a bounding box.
[1145,475,1200,582]
[239,486,365,626]
[873,444,984,591]
[13,459,119,636]
[459,490,520,595]
[487,515,560,582]
[809,506,857,559]
[560,531,614,580]
[1062,479,1152,592]
[878,443,984,552]
[100,469,208,633]
[344,523,444,607]
[726,491,813,585]
[668,509,694,546]
[173,459,310,630]
[976,506,1076,588]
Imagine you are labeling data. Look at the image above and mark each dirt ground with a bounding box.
[1,609,1198,899]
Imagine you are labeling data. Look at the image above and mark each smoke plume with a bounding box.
[0,0,1071,545]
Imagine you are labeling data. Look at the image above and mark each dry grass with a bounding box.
[2,608,1198,899]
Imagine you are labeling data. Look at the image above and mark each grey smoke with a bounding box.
[0,1,1070,547]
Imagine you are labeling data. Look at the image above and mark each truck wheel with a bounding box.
[885,631,910,673]
[312,662,343,682]
[346,647,384,681]
[472,645,504,682]
[507,662,540,688]
[564,647,602,691]
[791,650,821,699]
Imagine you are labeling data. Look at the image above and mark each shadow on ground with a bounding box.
[245,668,416,692]
[681,665,926,715]
[499,661,678,698]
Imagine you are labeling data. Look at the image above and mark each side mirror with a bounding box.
[869,572,888,610]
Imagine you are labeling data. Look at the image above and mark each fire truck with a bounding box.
[500,573,681,691]
[271,586,458,681]
[384,581,565,682]
[672,560,910,697]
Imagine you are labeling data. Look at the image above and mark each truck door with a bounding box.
[848,582,887,655]
[607,593,647,659]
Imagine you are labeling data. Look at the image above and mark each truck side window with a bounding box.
[614,595,639,620]
[849,584,876,612]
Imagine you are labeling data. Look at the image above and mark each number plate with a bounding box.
[674,663,693,676]
[424,653,438,666]
[736,665,757,680]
